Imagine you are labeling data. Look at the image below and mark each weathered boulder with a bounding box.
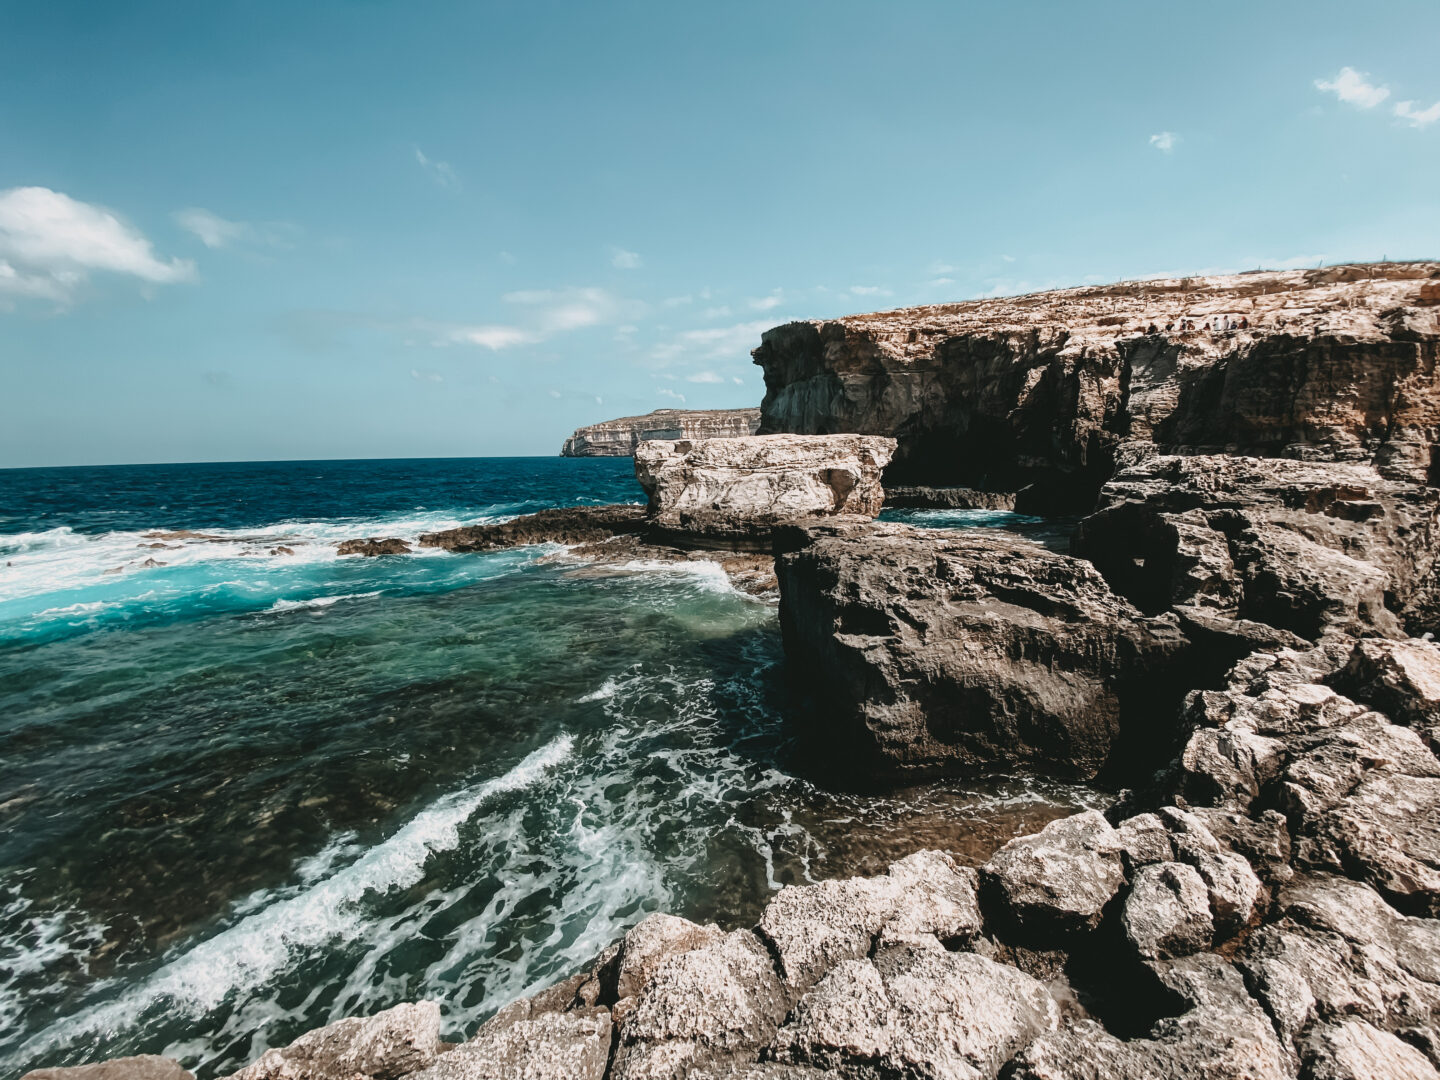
[634,434,895,524]
[776,522,1191,781]
[1331,637,1440,749]
[756,849,981,994]
[752,263,1440,510]
[980,811,1126,939]
[407,1010,611,1080]
[1123,862,1214,959]
[1298,1019,1439,1080]
[770,949,1059,1079]
[561,408,762,457]
[609,930,789,1080]
[1073,454,1440,640]
[22,1059,193,1080]
[226,1002,442,1080]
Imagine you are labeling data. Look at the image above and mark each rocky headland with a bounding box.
[47,263,1440,1080]
[561,408,763,457]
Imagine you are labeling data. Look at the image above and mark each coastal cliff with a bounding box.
[753,262,1440,511]
[44,267,1440,1080]
[560,408,762,457]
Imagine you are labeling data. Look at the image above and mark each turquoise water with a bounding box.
[1,458,1098,1076]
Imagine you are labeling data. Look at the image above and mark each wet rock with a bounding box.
[226,1001,442,1080]
[610,930,789,1080]
[980,811,1126,939]
[771,949,1059,1079]
[269,546,295,556]
[1331,637,1440,750]
[22,1058,193,1080]
[776,524,1191,781]
[1298,1019,1439,1080]
[408,1010,610,1080]
[755,849,980,994]
[419,505,649,552]
[336,537,411,556]
[634,433,895,523]
[883,485,1017,510]
[1123,862,1214,959]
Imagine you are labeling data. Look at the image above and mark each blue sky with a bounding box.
[2,0,1438,467]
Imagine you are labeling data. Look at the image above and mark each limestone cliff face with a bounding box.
[560,408,761,457]
[752,262,1440,510]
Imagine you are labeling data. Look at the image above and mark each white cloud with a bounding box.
[929,261,956,274]
[663,294,693,307]
[549,389,562,399]
[0,186,194,306]
[1395,99,1440,128]
[702,305,732,319]
[849,285,891,296]
[449,325,539,350]
[414,146,460,190]
[686,370,724,383]
[657,387,686,403]
[1001,254,1016,263]
[611,248,642,269]
[1315,67,1390,109]
[732,376,743,385]
[498,251,517,264]
[174,207,249,248]
[748,289,784,311]
[1148,131,1178,152]
[648,318,778,366]
[410,369,443,383]
[929,277,955,287]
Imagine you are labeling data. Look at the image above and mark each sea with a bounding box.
[0,457,1099,1077]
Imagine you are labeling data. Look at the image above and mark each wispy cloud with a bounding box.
[410,369,443,383]
[748,289,784,311]
[849,285,891,297]
[414,146,460,190]
[649,318,778,366]
[657,387,686,403]
[1315,67,1391,109]
[611,247,642,269]
[929,277,955,287]
[1395,98,1440,128]
[1148,131,1178,152]
[686,370,724,383]
[443,287,641,351]
[448,325,539,350]
[174,207,249,248]
[0,186,194,307]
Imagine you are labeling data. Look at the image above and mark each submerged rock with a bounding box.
[22,1059,193,1080]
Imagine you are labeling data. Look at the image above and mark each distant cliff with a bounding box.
[560,407,761,456]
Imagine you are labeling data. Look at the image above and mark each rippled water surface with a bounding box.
[1,458,1099,1076]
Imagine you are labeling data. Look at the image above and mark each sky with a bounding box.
[2,1,1438,467]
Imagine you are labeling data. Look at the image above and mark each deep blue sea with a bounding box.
[0,457,1096,1076]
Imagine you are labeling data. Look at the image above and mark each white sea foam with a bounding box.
[266,592,382,614]
[17,736,574,1062]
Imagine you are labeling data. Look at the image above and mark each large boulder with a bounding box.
[979,811,1126,939]
[776,523,1191,781]
[226,1002,443,1080]
[633,434,895,524]
[770,949,1059,1079]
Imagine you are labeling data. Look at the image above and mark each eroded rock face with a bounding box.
[561,409,762,457]
[634,434,895,524]
[752,263,1440,510]
[1073,454,1440,640]
[775,522,1191,780]
[226,1002,443,1080]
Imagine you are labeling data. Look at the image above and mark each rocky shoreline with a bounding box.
[34,263,1440,1080]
